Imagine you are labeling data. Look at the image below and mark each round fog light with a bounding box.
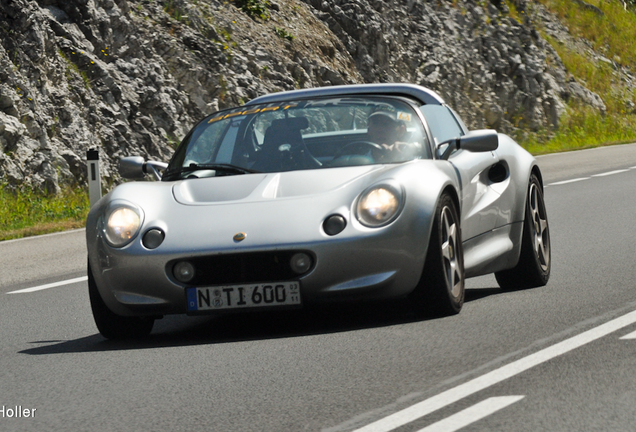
[174,261,195,283]
[290,253,312,274]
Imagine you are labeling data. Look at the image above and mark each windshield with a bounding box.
[164,96,430,180]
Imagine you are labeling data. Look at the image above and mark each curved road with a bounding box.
[2,143,636,431]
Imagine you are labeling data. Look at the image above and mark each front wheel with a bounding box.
[411,193,465,316]
[495,173,551,290]
[88,261,155,339]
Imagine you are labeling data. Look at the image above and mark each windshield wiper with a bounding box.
[163,163,258,180]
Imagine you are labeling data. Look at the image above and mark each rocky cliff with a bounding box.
[0,0,606,193]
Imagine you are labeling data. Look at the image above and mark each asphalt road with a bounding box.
[2,143,636,431]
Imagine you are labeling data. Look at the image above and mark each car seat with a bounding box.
[252,117,322,172]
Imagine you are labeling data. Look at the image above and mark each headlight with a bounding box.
[104,203,143,247]
[356,182,403,227]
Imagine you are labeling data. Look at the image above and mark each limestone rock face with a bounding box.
[0,0,603,191]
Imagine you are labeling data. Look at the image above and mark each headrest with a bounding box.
[368,111,404,126]
[270,116,309,130]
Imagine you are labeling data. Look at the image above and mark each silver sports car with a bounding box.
[86,83,550,339]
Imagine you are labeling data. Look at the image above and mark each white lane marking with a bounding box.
[415,396,525,432]
[620,329,636,340]
[546,177,589,186]
[592,169,631,177]
[7,276,88,294]
[0,228,85,245]
[353,309,636,432]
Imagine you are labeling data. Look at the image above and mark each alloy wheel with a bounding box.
[440,205,463,298]
[528,183,550,272]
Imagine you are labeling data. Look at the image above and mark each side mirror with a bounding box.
[120,156,168,180]
[120,156,145,179]
[437,130,499,159]
[459,129,499,152]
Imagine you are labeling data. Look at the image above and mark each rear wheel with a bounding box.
[495,173,551,289]
[88,261,155,339]
[411,193,465,316]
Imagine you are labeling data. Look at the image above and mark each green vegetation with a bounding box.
[218,27,236,52]
[539,0,636,67]
[232,0,270,20]
[522,102,636,154]
[58,49,91,88]
[0,184,89,241]
[519,0,636,153]
[274,27,295,41]
[166,133,181,149]
[163,0,185,22]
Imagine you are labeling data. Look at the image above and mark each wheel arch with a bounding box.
[498,164,545,273]
[441,184,461,224]
[531,164,544,190]
[410,181,461,280]
[410,187,465,316]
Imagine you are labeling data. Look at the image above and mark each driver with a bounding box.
[367,111,421,162]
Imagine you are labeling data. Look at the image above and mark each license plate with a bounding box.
[186,282,301,312]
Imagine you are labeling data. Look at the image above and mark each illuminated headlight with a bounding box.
[104,203,143,247]
[356,182,403,227]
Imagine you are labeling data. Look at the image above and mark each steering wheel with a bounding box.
[331,141,386,160]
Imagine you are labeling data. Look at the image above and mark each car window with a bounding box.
[419,105,464,145]
[216,121,240,164]
[181,117,232,166]
[165,97,430,180]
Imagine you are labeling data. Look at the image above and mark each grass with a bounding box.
[516,0,636,152]
[0,184,89,241]
[522,103,636,154]
[537,0,636,67]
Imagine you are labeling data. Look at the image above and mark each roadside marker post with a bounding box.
[87,149,102,207]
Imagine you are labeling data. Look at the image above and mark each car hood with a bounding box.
[88,160,454,254]
[172,165,386,205]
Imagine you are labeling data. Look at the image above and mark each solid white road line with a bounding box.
[7,276,88,294]
[619,329,636,340]
[353,309,636,432]
[415,396,525,432]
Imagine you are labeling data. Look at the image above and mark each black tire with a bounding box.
[495,173,551,290]
[88,261,155,340]
[411,193,465,316]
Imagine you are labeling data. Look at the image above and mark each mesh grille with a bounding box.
[169,251,313,285]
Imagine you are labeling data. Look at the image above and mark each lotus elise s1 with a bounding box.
[86,83,550,339]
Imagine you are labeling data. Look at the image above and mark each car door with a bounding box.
[420,105,501,242]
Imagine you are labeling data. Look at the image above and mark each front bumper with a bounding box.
[87,222,430,317]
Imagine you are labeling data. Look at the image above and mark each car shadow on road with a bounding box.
[19,287,502,355]
[464,287,501,302]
